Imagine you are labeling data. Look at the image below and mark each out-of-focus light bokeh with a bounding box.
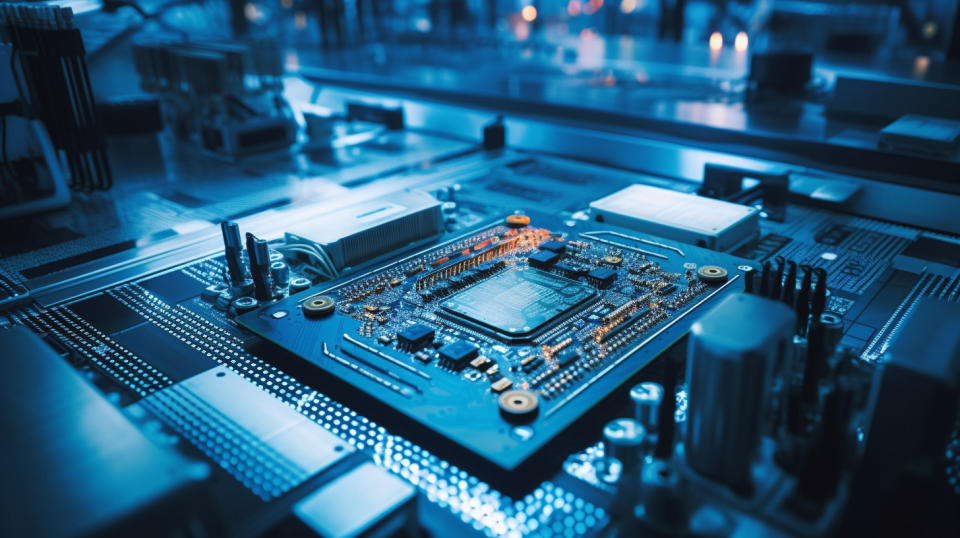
[734,31,748,52]
[709,31,723,51]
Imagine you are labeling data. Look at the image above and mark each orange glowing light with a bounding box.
[709,31,723,51]
[567,0,581,16]
[734,31,748,52]
[521,5,538,22]
[914,55,930,78]
[620,0,637,13]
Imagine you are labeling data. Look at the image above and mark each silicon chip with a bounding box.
[538,241,566,253]
[397,324,435,351]
[438,340,479,370]
[440,268,596,342]
[553,262,587,278]
[587,267,618,289]
[527,250,560,269]
[140,270,206,304]
[67,293,145,335]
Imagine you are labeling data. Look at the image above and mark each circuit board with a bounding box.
[239,211,757,493]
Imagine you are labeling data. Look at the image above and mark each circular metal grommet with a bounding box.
[505,214,531,228]
[289,277,311,293]
[499,389,539,422]
[697,265,728,283]
[303,294,336,318]
[233,296,259,314]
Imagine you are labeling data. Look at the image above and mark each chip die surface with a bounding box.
[440,268,595,341]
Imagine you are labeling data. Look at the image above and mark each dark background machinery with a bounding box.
[2,1,960,536]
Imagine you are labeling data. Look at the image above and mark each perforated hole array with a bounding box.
[140,384,310,501]
[182,258,228,287]
[11,306,172,396]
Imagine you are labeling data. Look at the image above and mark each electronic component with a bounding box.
[470,356,493,370]
[847,298,960,531]
[284,191,443,273]
[879,115,960,157]
[440,268,596,342]
[603,418,645,471]
[0,326,207,537]
[527,250,560,269]
[270,261,290,288]
[491,378,514,393]
[505,214,531,228]
[498,389,539,421]
[696,265,728,283]
[397,324,435,351]
[587,267,617,289]
[630,382,663,440]
[221,221,246,285]
[590,184,759,250]
[553,262,587,278]
[437,340,479,370]
[293,462,416,538]
[604,418,645,535]
[232,296,259,314]
[241,211,752,494]
[685,293,794,492]
[6,15,960,537]
[246,233,272,301]
[0,4,112,193]
[141,366,355,500]
[539,240,566,253]
[290,277,311,293]
[131,39,295,157]
[303,295,336,317]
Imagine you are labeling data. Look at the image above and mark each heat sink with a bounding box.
[284,190,443,272]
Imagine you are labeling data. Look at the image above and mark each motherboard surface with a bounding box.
[240,211,754,492]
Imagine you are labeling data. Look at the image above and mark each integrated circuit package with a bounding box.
[440,268,596,341]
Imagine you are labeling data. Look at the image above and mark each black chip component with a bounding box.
[527,250,560,269]
[140,270,206,304]
[539,240,566,253]
[112,324,216,382]
[556,349,580,368]
[397,324,435,351]
[553,262,587,279]
[657,284,678,295]
[437,340,479,370]
[588,267,618,289]
[441,268,596,342]
[67,293,145,335]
